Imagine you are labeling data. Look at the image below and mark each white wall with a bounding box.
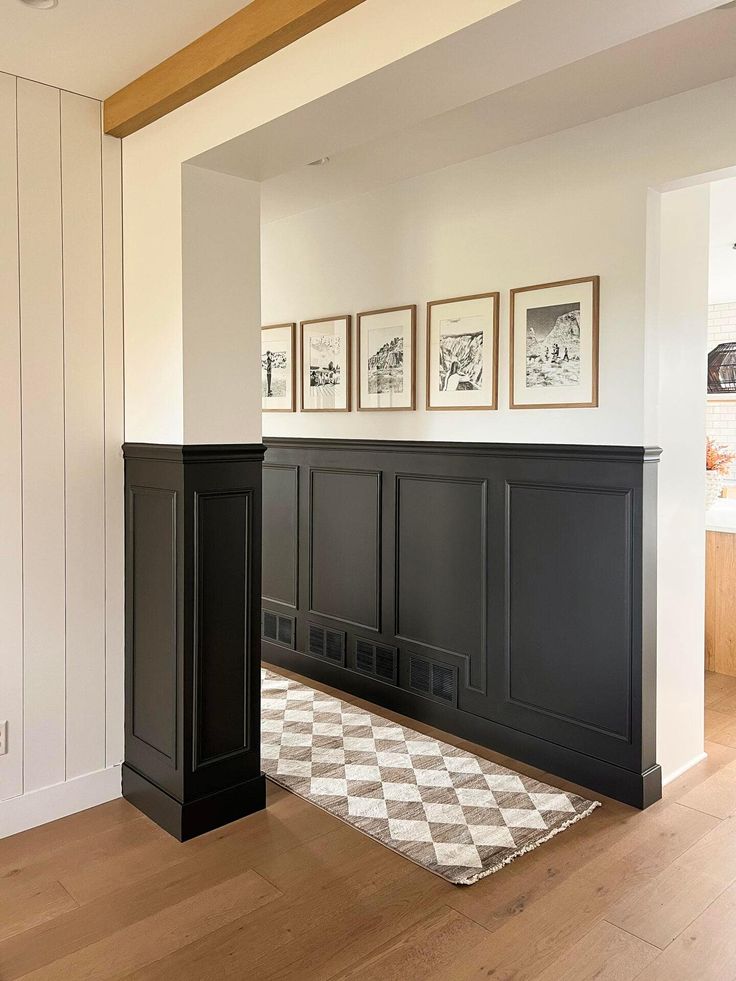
[182,166,262,444]
[260,81,736,450]
[709,176,736,304]
[0,72,123,838]
[260,81,736,782]
[262,128,649,445]
[122,0,604,444]
[654,185,710,783]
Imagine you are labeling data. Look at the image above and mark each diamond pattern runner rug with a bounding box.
[261,670,600,885]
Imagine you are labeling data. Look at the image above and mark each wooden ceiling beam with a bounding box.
[103,0,367,138]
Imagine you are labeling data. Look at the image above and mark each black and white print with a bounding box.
[262,348,288,399]
[510,277,599,409]
[439,319,483,392]
[358,306,416,410]
[368,325,404,395]
[300,316,351,412]
[525,302,581,388]
[261,323,295,412]
[309,335,342,405]
[427,294,498,410]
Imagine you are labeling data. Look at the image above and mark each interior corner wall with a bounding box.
[654,184,710,783]
[259,79,736,782]
[0,71,124,838]
[182,166,262,445]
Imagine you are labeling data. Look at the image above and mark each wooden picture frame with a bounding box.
[510,276,599,409]
[300,315,352,412]
[426,292,499,411]
[261,322,296,412]
[357,305,416,411]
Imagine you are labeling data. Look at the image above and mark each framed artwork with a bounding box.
[510,276,599,409]
[300,316,351,412]
[357,305,416,410]
[261,323,296,412]
[426,292,499,410]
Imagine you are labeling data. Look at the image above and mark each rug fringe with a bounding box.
[455,799,602,886]
[262,669,602,887]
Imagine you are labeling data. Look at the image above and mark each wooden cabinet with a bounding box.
[706,530,736,676]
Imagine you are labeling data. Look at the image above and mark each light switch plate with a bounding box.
[0,721,7,756]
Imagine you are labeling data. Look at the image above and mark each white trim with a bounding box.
[0,763,121,839]
[662,752,708,787]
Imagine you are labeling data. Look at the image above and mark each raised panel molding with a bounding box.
[505,481,633,742]
[308,468,381,631]
[123,443,266,840]
[193,489,252,770]
[260,438,660,809]
[395,473,487,694]
[262,464,299,608]
[129,486,177,764]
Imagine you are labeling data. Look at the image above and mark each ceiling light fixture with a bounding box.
[19,0,58,8]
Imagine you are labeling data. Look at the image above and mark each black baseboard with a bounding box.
[264,645,660,809]
[122,763,266,842]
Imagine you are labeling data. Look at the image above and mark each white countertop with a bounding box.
[706,499,736,534]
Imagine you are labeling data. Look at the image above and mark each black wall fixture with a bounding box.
[261,438,662,809]
[123,443,266,840]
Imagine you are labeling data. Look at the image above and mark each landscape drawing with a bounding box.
[308,334,342,406]
[525,302,581,388]
[261,345,288,399]
[438,315,484,392]
[368,325,404,395]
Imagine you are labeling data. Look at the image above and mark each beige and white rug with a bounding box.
[261,669,600,885]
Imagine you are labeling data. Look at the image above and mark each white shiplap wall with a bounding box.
[0,72,124,836]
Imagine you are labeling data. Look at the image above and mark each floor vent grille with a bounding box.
[354,639,397,685]
[408,655,458,706]
[308,622,346,666]
[262,610,295,649]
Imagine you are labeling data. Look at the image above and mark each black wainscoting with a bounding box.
[261,438,661,809]
[123,443,266,840]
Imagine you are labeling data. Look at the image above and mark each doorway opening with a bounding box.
[652,169,736,786]
[704,177,736,735]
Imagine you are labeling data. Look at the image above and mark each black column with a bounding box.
[122,443,266,841]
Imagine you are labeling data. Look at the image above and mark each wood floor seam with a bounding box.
[2,671,735,980]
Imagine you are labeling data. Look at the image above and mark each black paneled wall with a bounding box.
[261,438,661,808]
[123,444,266,840]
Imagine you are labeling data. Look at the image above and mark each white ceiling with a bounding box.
[188,0,732,222]
[259,7,736,223]
[710,178,736,304]
[0,0,252,99]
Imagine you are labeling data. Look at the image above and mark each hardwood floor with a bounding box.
[2,669,736,980]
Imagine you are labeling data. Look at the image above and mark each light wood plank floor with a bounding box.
[2,669,736,980]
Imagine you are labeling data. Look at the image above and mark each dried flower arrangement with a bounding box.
[706,436,736,474]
